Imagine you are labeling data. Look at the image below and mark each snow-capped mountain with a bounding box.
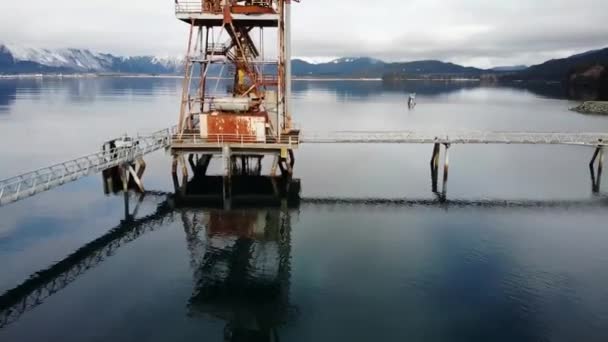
[329,57,383,65]
[293,56,337,65]
[0,43,184,74]
[150,56,185,71]
[3,44,114,71]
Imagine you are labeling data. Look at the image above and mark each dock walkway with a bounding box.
[0,128,171,206]
[301,131,608,146]
[1,128,606,207]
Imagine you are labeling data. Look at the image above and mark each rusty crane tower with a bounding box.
[171,0,300,199]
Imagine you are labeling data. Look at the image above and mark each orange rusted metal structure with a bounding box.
[171,0,300,199]
[174,0,299,139]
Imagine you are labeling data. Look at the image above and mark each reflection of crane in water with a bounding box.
[0,191,296,342]
[181,207,294,342]
[1,188,606,333]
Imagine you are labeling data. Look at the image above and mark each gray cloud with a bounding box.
[1,0,607,68]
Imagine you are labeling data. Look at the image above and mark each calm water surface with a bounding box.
[1,78,608,341]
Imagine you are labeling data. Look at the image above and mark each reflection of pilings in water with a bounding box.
[277,207,293,319]
[301,197,608,209]
[590,146,604,193]
[186,207,294,339]
[0,193,174,329]
[181,211,208,271]
[223,147,231,200]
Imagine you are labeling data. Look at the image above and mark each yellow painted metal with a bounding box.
[238,69,246,86]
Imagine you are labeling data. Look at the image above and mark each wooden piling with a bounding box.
[289,149,296,169]
[598,148,604,191]
[128,165,145,192]
[188,154,197,174]
[120,165,129,193]
[171,157,180,193]
[443,144,450,184]
[442,144,450,195]
[135,159,146,179]
[222,146,232,201]
[590,147,601,167]
[180,155,189,180]
[200,154,212,175]
[590,147,604,193]
[171,157,178,176]
[599,148,604,175]
[271,155,279,177]
[430,143,441,169]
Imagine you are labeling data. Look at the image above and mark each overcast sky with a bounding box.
[1,0,607,68]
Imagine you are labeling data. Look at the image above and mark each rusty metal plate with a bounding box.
[205,115,266,142]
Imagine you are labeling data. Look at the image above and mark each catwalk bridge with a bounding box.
[0,128,606,207]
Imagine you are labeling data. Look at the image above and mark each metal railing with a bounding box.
[175,1,207,14]
[172,132,300,147]
[206,43,229,55]
[260,74,279,86]
[175,1,278,14]
[170,130,608,147]
[0,129,172,207]
[299,131,608,146]
[2,127,606,207]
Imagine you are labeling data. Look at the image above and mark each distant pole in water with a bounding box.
[408,93,417,109]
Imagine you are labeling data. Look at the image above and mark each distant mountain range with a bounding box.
[499,47,608,82]
[0,43,524,77]
[1,43,607,86]
[291,57,489,78]
[0,44,183,74]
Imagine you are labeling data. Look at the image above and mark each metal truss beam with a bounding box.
[0,128,172,207]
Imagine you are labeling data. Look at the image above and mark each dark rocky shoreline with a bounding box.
[571,101,608,115]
